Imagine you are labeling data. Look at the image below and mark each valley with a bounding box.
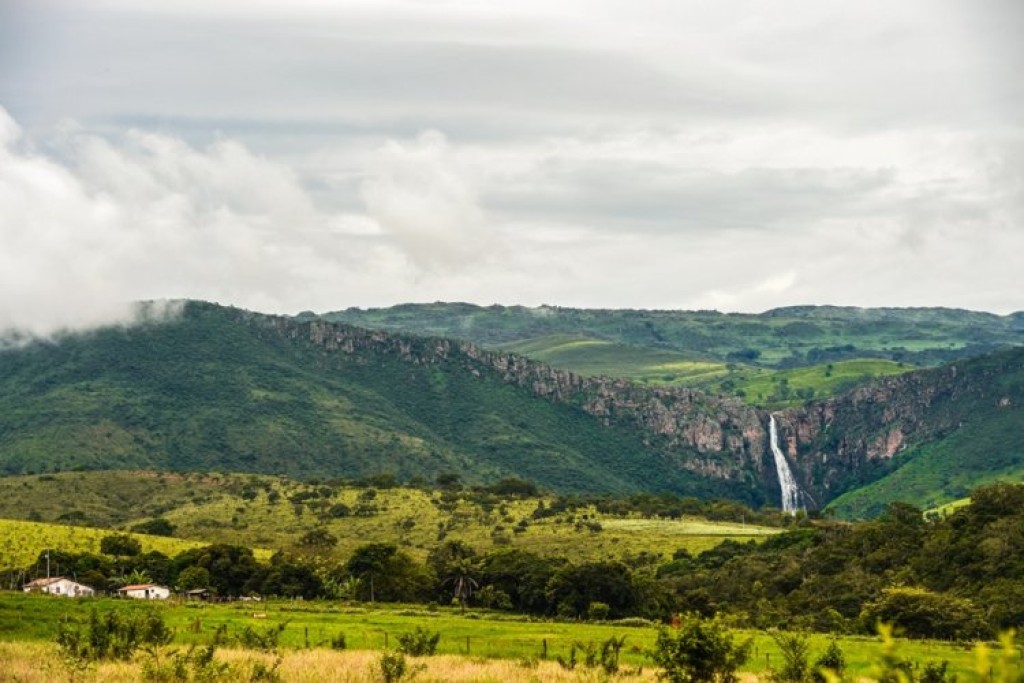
[1,301,1024,681]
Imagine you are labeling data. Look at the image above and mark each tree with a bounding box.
[298,527,338,548]
[546,561,638,619]
[444,558,478,613]
[860,586,989,640]
[344,543,433,603]
[651,614,751,683]
[177,566,211,592]
[130,518,175,537]
[770,630,811,683]
[100,534,142,557]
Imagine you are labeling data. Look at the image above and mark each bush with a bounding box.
[811,640,846,683]
[770,631,811,683]
[396,626,440,656]
[378,651,408,683]
[141,644,233,682]
[235,622,288,651]
[58,609,173,664]
[651,613,751,683]
[860,587,989,640]
[588,601,611,621]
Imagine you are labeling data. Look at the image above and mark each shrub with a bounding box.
[651,613,751,683]
[235,622,288,651]
[396,626,440,656]
[811,640,846,683]
[378,651,408,683]
[330,632,347,650]
[58,609,173,664]
[860,587,989,640]
[588,601,611,621]
[770,631,811,683]
[141,644,233,682]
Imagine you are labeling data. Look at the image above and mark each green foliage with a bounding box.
[860,588,989,641]
[0,301,730,499]
[297,527,337,548]
[770,631,812,683]
[600,635,627,674]
[132,518,177,537]
[396,626,440,656]
[140,644,233,682]
[651,614,751,683]
[100,534,143,557]
[812,640,846,683]
[235,621,287,651]
[378,650,408,683]
[57,608,173,664]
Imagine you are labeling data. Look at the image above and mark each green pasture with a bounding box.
[0,592,1010,679]
[0,519,208,571]
[0,472,781,569]
[497,334,726,384]
[703,358,915,408]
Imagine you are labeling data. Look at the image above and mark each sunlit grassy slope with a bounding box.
[497,335,727,383]
[0,518,207,570]
[495,336,913,407]
[827,408,1024,518]
[0,471,779,566]
[699,358,915,408]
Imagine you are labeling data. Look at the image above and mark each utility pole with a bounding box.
[46,550,50,579]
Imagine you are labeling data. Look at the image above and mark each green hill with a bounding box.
[323,303,1024,369]
[0,302,735,499]
[0,471,781,568]
[497,334,727,384]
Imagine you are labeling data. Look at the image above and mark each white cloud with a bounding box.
[360,131,497,270]
[1,1,1022,320]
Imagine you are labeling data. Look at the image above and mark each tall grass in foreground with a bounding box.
[0,643,660,682]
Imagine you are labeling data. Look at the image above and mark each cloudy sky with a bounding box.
[1,0,1022,334]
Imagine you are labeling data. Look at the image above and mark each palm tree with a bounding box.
[444,558,478,614]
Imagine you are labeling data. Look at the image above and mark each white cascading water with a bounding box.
[768,414,801,513]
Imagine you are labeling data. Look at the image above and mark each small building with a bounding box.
[185,588,211,600]
[23,577,95,597]
[118,583,171,600]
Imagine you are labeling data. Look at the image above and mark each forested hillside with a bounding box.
[0,302,745,499]
[2,301,1023,514]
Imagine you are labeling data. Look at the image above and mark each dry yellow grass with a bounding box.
[0,642,671,682]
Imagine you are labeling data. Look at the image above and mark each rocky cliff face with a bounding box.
[261,314,1024,508]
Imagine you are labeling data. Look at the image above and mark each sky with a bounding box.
[1,0,1023,336]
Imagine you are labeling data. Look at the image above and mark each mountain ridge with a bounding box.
[2,301,1022,515]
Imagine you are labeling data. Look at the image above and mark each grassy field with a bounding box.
[0,472,781,568]
[0,519,209,574]
[0,592,1009,682]
[697,358,915,408]
[497,335,728,384]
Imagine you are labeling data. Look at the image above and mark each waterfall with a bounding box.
[769,414,801,513]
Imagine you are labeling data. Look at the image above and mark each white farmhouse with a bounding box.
[23,577,95,597]
[118,583,171,600]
